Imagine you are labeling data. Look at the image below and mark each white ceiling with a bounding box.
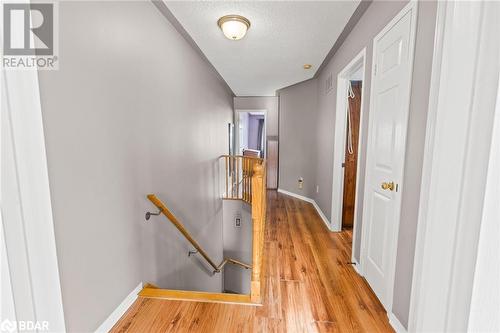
[166,1,360,96]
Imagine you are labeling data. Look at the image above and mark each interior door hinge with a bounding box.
[342,163,345,168]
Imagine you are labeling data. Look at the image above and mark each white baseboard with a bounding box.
[277,188,332,231]
[351,259,363,276]
[95,282,143,333]
[388,312,408,333]
[311,201,331,231]
[277,188,313,203]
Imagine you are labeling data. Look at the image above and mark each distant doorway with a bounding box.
[236,111,266,158]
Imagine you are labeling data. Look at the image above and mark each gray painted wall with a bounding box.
[315,0,409,256]
[38,1,233,331]
[278,1,437,328]
[278,79,318,198]
[238,112,250,153]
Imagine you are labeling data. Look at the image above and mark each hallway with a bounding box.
[111,191,393,332]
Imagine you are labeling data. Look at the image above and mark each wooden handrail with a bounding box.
[147,194,251,273]
[216,258,252,271]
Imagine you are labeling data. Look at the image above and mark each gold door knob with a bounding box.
[381,181,395,191]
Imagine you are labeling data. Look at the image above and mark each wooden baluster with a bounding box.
[237,157,241,199]
[251,159,254,203]
[244,158,250,202]
[243,157,246,202]
[225,156,228,199]
[250,159,253,201]
[246,158,250,202]
[244,158,249,202]
[231,156,235,199]
[234,156,237,199]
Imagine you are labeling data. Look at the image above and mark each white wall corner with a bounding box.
[277,188,332,231]
[311,200,332,231]
[389,312,408,333]
[95,282,143,333]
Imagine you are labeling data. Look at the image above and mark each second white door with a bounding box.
[361,2,417,310]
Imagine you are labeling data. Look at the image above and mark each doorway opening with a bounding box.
[236,111,266,158]
[331,49,366,268]
[342,78,362,232]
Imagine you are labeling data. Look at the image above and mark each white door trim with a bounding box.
[359,0,418,312]
[408,1,500,331]
[1,8,66,328]
[330,49,366,272]
[234,109,267,158]
[331,48,366,234]
[467,77,500,333]
[2,69,66,333]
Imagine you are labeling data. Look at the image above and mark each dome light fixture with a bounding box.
[217,15,251,41]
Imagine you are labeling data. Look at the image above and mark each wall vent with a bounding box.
[325,73,333,94]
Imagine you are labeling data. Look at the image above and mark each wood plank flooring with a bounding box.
[111,191,394,332]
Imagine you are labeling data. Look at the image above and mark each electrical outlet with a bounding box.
[316,185,319,193]
[298,177,304,189]
[235,212,241,227]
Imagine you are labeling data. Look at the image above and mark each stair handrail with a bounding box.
[147,194,251,273]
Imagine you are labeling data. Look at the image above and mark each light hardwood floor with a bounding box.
[111,191,394,332]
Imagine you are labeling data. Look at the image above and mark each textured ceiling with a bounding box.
[166,1,360,96]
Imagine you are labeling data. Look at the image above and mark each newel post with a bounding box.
[251,163,264,303]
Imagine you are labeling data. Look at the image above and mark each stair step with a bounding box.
[138,285,260,306]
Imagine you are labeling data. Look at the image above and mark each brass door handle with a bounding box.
[381,181,395,191]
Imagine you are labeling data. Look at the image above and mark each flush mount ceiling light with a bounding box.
[217,15,251,41]
[303,64,312,70]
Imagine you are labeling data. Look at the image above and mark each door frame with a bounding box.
[408,1,500,331]
[1,41,66,333]
[359,0,418,312]
[330,49,366,268]
[234,109,267,158]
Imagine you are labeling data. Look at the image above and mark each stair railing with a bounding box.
[146,194,251,274]
[220,155,264,204]
[220,155,267,303]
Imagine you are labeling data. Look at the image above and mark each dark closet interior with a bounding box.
[342,81,362,228]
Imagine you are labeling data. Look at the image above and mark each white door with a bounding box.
[361,2,417,310]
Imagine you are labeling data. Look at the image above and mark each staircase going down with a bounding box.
[140,156,267,306]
